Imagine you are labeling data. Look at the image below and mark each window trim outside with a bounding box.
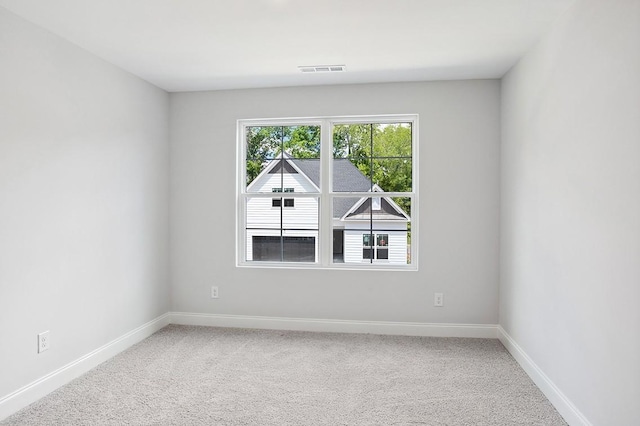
[236,114,418,271]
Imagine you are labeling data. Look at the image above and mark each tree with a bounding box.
[245,126,280,186]
[287,126,320,159]
[333,124,370,159]
[245,125,320,186]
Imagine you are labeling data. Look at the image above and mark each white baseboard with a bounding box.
[170,312,498,338]
[497,326,592,426]
[0,313,171,421]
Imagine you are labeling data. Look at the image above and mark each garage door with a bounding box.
[252,236,316,262]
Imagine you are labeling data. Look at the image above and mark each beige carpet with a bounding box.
[2,325,566,425]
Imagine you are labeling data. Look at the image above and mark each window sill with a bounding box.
[236,261,418,272]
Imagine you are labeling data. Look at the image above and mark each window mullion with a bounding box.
[320,119,332,267]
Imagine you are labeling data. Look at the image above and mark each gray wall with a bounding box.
[170,81,500,324]
[0,7,170,399]
[500,0,640,424]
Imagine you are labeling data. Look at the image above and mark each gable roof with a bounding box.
[250,155,409,220]
[342,197,409,221]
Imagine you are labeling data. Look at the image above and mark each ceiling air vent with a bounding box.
[298,65,346,73]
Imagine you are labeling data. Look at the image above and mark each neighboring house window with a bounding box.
[272,188,294,208]
[363,233,389,260]
[238,115,417,269]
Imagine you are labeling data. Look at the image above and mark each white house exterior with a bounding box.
[246,155,409,264]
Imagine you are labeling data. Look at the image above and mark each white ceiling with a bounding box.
[0,0,575,92]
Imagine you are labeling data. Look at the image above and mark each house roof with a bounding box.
[290,158,372,192]
[342,198,408,221]
[291,158,371,219]
[259,156,409,221]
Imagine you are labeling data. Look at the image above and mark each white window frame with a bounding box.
[236,114,418,271]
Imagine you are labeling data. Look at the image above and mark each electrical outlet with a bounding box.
[434,293,444,307]
[38,331,50,353]
[211,286,219,299]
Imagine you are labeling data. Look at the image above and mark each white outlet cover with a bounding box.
[38,331,50,353]
[434,293,444,307]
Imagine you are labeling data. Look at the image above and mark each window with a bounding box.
[362,233,389,261]
[238,115,417,269]
[272,188,294,208]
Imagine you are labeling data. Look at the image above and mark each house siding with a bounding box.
[343,222,408,265]
[247,170,319,229]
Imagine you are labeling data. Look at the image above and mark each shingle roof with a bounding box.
[290,158,371,192]
[291,158,372,218]
[264,157,407,221]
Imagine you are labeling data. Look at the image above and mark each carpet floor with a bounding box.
[2,325,566,425]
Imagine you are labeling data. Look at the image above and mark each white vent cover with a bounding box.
[298,65,346,73]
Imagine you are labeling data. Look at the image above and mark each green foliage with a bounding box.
[333,124,370,159]
[245,125,320,186]
[246,126,279,186]
[288,126,320,159]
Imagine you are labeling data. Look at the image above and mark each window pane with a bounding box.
[245,196,319,263]
[246,126,282,188]
[333,124,372,159]
[372,123,412,158]
[283,236,316,262]
[248,159,318,194]
[286,126,321,159]
[252,236,282,261]
[333,196,411,265]
[332,158,372,192]
[332,123,412,193]
[247,126,320,191]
